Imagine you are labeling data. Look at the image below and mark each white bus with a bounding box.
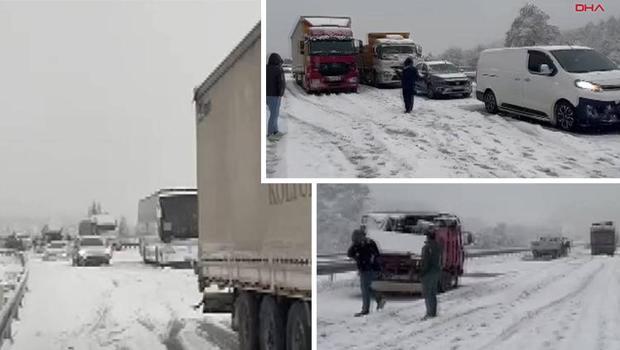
[137,188,198,267]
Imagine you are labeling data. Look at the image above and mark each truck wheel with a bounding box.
[438,273,451,293]
[286,301,310,350]
[237,292,259,350]
[259,296,285,350]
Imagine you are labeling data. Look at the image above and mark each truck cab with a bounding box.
[359,32,422,86]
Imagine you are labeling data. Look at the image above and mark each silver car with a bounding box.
[72,236,111,266]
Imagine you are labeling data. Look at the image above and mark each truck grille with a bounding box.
[319,63,350,76]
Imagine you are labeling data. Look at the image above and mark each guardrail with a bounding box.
[317,247,529,275]
[0,261,28,346]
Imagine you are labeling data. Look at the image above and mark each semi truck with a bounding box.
[591,221,617,256]
[362,211,465,294]
[136,188,198,267]
[358,32,422,86]
[291,16,359,93]
[78,215,120,250]
[193,22,311,350]
[530,236,569,259]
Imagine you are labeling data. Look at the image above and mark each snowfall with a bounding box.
[318,246,620,350]
[1,250,237,350]
[267,77,620,178]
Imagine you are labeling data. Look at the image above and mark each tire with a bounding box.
[438,272,451,293]
[462,92,472,98]
[426,83,435,99]
[286,301,310,350]
[555,100,577,132]
[259,296,285,350]
[484,90,498,114]
[237,292,259,350]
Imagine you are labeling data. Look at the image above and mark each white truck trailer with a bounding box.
[193,22,311,350]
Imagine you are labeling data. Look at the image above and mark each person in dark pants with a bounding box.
[347,229,386,317]
[266,53,286,141]
[401,57,419,113]
[420,229,442,319]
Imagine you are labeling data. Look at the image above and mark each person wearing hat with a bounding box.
[347,228,385,317]
[401,56,419,113]
[420,228,442,319]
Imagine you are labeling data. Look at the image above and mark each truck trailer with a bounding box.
[291,16,359,93]
[193,22,311,350]
[358,32,421,87]
[591,221,617,256]
[363,211,465,294]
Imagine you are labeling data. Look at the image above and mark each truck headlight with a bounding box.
[575,80,603,92]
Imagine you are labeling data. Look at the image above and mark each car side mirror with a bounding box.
[540,64,552,75]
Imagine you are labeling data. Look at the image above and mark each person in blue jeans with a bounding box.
[266,53,285,141]
[347,229,385,317]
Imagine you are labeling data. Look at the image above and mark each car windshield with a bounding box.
[378,45,415,59]
[428,63,460,74]
[81,238,104,246]
[551,49,618,73]
[49,242,66,248]
[308,40,356,56]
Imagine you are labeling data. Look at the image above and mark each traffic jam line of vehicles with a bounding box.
[289,16,620,131]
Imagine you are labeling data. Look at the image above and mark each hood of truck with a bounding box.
[367,230,426,255]
[573,70,620,87]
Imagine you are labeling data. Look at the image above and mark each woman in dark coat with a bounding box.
[401,57,418,113]
[266,53,285,140]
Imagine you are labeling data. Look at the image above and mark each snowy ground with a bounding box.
[3,250,236,350]
[267,77,620,178]
[318,247,620,350]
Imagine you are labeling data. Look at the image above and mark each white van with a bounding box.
[476,46,620,131]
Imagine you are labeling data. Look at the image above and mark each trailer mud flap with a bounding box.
[203,292,234,313]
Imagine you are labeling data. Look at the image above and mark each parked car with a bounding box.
[42,241,70,261]
[415,60,472,98]
[72,236,111,266]
[282,63,292,74]
[476,46,620,131]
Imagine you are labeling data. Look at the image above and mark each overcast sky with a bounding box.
[0,0,259,228]
[267,0,619,56]
[369,184,620,238]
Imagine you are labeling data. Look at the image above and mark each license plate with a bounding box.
[326,76,342,82]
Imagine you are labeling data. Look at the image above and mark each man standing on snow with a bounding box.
[420,228,442,319]
[401,57,419,113]
[347,228,385,317]
[266,52,286,141]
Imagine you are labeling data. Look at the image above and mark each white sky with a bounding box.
[267,0,619,56]
[0,0,259,227]
[369,184,620,238]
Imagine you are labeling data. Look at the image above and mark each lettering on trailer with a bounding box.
[575,3,605,12]
[268,184,312,205]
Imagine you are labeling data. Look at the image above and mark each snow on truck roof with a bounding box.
[306,26,353,40]
[302,16,351,27]
[194,21,260,103]
[375,37,416,45]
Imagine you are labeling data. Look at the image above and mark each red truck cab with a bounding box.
[361,212,465,294]
[291,17,359,93]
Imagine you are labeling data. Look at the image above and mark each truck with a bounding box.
[79,214,120,250]
[530,236,569,259]
[136,188,198,267]
[41,224,63,243]
[358,32,422,87]
[291,16,359,93]
[362,211,465,294]
[193,22,312,350]
[590,221,617,256]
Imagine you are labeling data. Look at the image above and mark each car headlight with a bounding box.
[575,80,603,92]
[79,250,86,256]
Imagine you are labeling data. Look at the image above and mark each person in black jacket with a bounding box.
[401,57,419,113]
[266,53,286,141]
[420,229,442,319]
[347,229,385,316]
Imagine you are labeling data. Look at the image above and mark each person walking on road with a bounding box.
[266,52,286,141]
[420,228,442,319]
[347,229,386,317]
[401,57,419,113]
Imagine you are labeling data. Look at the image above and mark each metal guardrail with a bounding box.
[317,247,529,275]
[0,267,28,346]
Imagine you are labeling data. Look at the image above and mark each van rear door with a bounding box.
[521,50,558,119]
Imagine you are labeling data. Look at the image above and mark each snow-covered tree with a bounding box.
[505,4,560,47]
[441,47,464,66]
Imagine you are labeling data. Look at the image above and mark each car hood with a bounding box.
[432,72,469,80]
[573,70,620,85]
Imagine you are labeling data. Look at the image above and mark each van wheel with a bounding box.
[484,90,498,113]
[555,101,576,131]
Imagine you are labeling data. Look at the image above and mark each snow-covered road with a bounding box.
[4,250,236,350]
[318,248,620,350]
[267,79,620,178]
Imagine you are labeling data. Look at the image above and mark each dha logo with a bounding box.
[575,3,606,12]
